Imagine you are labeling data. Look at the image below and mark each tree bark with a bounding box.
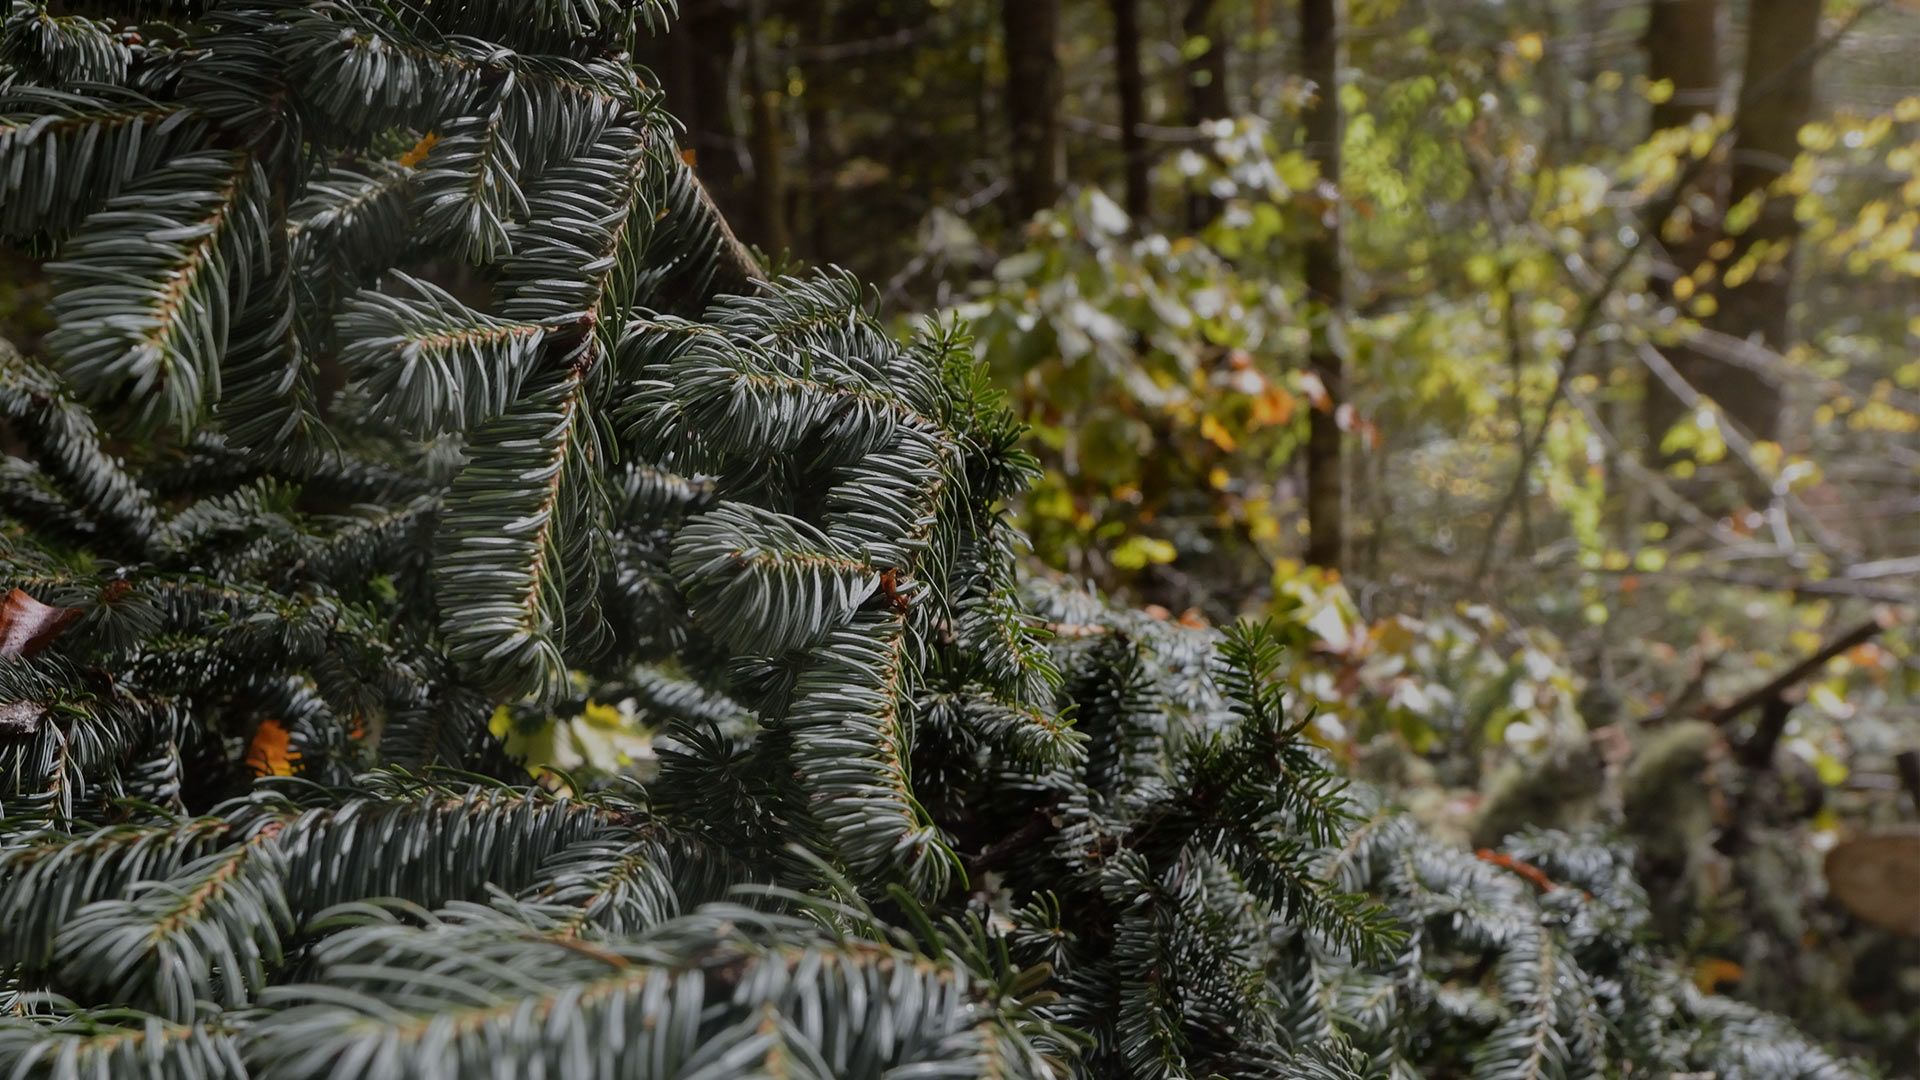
[802,3,840,261]
[1109,0,1150,224]
[1182,0,1230,230]
[1641,0,1725,459]
[1002,0,1063,219]
[1301,0,1344,571]
[744,0,789,255]
[1706,0,1822,444]
[660,5,746,232]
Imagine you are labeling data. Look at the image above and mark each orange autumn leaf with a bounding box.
[1692,957,1745,993]
[1249,386,1296,427]
[246,719,299,777]
[398,132,441,168]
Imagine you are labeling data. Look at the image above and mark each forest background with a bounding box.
[1,0,1917,1071]
[620,0,1920,1066]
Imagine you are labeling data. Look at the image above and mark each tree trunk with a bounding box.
[1109,0,1150,224]
[1641,0,1725,458]
[1002,0,1063,219]
[1301,0,1344,571]
[1705,0,1821,444]
[1182,0,1230,230]
[744,0,789,255]
[662,6,746,231]
[799,1,851,263]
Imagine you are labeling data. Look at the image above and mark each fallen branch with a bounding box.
[1702,606,1899,732]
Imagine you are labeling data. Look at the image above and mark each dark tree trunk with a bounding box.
[1002,0,1063,219]
[1301,0,1344,571]
[1109,0,1150,224]
[799,1,847,262]
[1705,0,1822,443]
[1641,0,1726,459]
[1182,0,1230,230]
[744,0,789,255]
[662,5,746,231]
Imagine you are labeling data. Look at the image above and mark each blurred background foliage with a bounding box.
[7,0,1917,1068]
[624,0,1920,1065]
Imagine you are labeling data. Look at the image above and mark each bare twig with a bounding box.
[1560,385,1746,545]
[1470,2,1889,583]
[1633,342,1855,558]
[1847,555,1920,581]
[784,25,930,63]
[688,167,767,291]
[1060,114,1212,145]
[1703,606,1899,732]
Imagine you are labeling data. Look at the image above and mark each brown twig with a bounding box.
[687,167,766,293]
[1703,607,1899,733]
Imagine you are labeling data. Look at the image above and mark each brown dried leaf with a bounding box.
[1825,826,1920,936]
[0,588,80,659]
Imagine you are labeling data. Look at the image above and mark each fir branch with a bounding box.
[433,366,606,702]
[0,345,160,549]
[45,151,267,434]
[669,501,877,657]
[0,2,131,86]
[337,273,548,434]
[0,85,203,239]
[784,611,954,896]
[0,1011,246,1079]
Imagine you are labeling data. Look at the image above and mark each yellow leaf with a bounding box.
[1208,466,1231,490]
[1797,122,1836,152]
[1112,535,1178,570]
[1246,499,1280,540]
[1199,414,1238,452]
[581,700,624,730]
[1514,32,1543,62]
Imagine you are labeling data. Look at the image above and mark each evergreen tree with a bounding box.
[0,3,1869,1078]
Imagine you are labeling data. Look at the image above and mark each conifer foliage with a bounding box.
[0,3,1867,1078]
